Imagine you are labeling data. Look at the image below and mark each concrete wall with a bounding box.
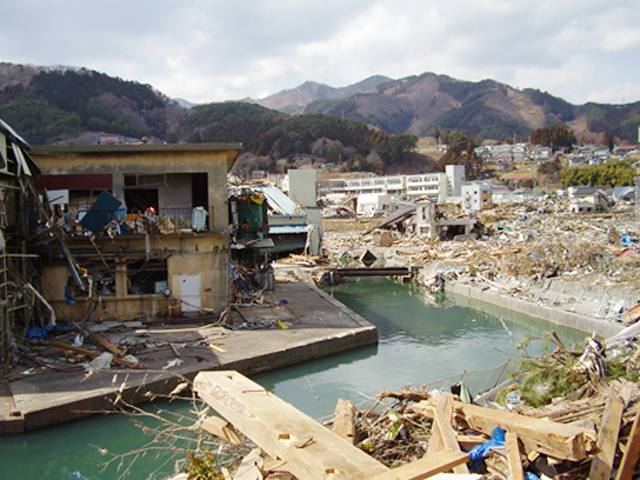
[159,173,192,212]
[288,169,317,208]
[446,281,625,338]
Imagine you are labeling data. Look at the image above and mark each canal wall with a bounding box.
[445,277,628,339]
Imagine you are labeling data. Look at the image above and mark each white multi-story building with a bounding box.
[334,175,406,196]
[326,165,493,211]
[405,173,448,202]
[461,181,492,212]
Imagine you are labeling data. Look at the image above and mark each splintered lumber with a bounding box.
[427,395,469,474]
[588,393,623,480]
[505,432,525,480]
[201,415,242,445]
[615,405,640,480]
[411,398,596,462]
[87,331,124,357]
[263,457,295,480]
[48,341,146,369]
[193,371,389,480]
[332,399,356,444]
[234,448,263,480]
[369,449,471,480]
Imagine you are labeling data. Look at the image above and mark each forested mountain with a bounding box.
[262,72,640,144]
[1,62,639,153]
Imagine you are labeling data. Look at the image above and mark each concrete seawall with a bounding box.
[445,279,626,339]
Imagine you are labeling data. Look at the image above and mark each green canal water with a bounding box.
[0,278,588,479]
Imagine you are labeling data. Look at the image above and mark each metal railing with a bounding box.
[51,207,213,235]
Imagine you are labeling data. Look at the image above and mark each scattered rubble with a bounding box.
[182,328,640,480]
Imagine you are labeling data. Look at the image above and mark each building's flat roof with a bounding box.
[30,142,242,154]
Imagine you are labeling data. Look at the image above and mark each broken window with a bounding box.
[127,258,168,295]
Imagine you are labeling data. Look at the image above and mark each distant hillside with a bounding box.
[1,62,639,154]
[252,72,640,144]
[0,63,184,145]
[250,75,392,114]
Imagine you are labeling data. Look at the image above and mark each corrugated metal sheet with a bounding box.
[254,185,303,216]
[269,225,310,234]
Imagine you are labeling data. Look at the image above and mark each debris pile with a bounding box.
[12,321,230,380]
[321,200,640,289]
[186,331,640,480]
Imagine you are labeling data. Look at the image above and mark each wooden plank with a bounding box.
[332,399,356,444]
[201,415,242,445]
[194,371,389,480]
[506,431,525,480]
[589,393,623,480]
[615,406,640,480]
[427,395,469,474]
[411,398,596,461]
[88,331,124,357]
[455,434,487,450]
[369,449,471,480]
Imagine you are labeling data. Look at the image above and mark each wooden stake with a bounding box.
[589,392,623,480]
[332,399,356,444]
[426,395,469,474]
[506,431,525,480]
[615,406,640,480]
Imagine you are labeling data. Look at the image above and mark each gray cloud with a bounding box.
[2,0,640,105]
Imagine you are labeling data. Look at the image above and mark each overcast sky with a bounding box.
[3,0,640,106]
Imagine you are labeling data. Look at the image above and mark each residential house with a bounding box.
[30,143,242,321]
[567,186,610,213]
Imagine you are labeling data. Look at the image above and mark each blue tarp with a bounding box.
[80,190,122,234]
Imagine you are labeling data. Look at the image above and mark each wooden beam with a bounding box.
[88,331,124,357]
[456,434,487,451]
[427,395,469,474]
[411,398,596,462]
[369,449,471,480]
[506,431,525,480]
[194,371,389,480]
[615,406,640,480]
[589,393,623,480]
[332,399,356,444]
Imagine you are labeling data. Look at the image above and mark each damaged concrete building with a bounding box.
[30,143,241,322]
[0,119,43,373]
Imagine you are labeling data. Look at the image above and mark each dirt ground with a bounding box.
[322,217,381,235]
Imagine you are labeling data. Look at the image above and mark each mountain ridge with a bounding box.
[1,62,639,148]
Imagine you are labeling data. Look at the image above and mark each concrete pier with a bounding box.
[0,282,378,434]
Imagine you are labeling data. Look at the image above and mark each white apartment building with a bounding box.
[405,172,448,202]
[461,181,492,212]
[329,165,466,204]
[330,175,405,196]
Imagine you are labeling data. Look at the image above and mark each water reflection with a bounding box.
[253,277,586,420]
[0,277,587,479]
